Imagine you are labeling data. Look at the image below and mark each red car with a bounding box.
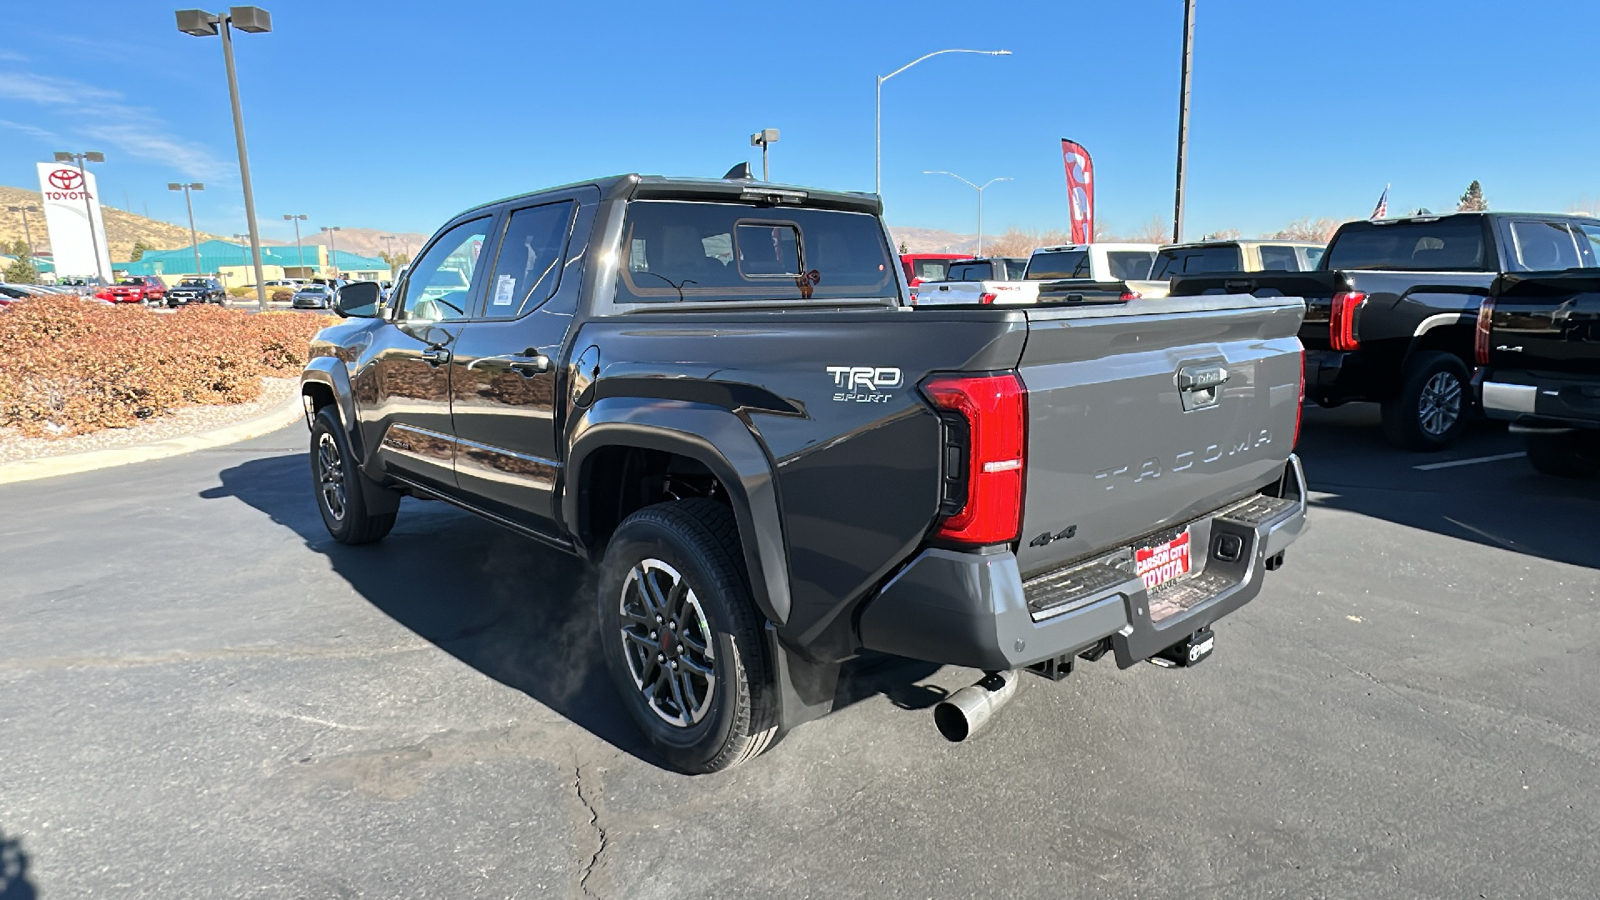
[899,253,969,287]
[98,276,167,305]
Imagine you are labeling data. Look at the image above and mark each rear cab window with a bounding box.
[1258,245,1300,271]
[1106,250,1155,280]
[1026,250,1090,280]
[1324,218,1489,271]
[615,201,896,304]
[1151,244,1243,278]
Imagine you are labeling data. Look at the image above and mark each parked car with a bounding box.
[899,252,969,287]
[1476,270,1600,477]
[98,276,166,305]
[291,284,335,309]
[1151,240,1325,279]
[1168,212,1600,450]
[913,243,1158,306]
[165,277,226,306]
[58,276,108,297]
[301,173,1308,773]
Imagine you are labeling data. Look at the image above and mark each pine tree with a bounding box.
[1458,180,1488,212]
[4,259,38,283]
[10,239,28,257]
[130,240,151,261]
[899,240,908,254]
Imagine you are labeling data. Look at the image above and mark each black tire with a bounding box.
[310,406,398,544]
[598,499,778,774]
[1525,431,1600,479]
[1381,351,1471,451]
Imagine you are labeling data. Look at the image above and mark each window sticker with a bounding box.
[493,273,516,306]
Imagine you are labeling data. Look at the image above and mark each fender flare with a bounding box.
[565,397,792,627]
[300,360,366,461]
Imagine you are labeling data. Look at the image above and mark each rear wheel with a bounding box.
[1525,431,1600,479]
[310,406,398,544]
[598,499,778,774]
[1381,352,1471,451]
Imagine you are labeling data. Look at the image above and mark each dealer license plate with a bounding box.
[1136,529,1192,591]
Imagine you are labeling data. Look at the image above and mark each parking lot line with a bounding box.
[1412,451,1527,471]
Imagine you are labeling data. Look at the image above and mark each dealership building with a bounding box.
[116,240,390,287]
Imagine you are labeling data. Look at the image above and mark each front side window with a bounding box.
[397,218,490,322]
[484,201,576,317]
[1509,220,1581,271]
[1574,223,1600,265]
[615,201,895,303]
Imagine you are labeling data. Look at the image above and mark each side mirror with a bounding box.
[334,281,382,318]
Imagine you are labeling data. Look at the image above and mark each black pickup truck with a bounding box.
[302,174,1308,773]
[1477,271,1600,477]
[1171,212,1600,450]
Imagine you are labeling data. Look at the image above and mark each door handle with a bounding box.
[466,353,551,376]
[419,347,451,367]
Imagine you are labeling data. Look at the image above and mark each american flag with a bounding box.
[1371,184,1390,220]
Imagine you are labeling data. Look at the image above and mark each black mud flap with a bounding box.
[1149,627,1215,668]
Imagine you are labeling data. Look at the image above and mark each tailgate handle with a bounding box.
[1224,279,1257,293]
[1178,365,1229,410]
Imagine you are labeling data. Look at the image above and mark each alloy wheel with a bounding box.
[618,559,716,727]
[1418,372,1462,437]
[316,431,347,521]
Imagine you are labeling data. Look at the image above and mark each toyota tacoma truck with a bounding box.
[1476,271,1600,477]
[1169,212,1600,450]
[302,173,1309,773]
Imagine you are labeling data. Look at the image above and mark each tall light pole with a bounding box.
[1173,0,1196,243]
[321,225,341,280]
[283,213,306,276]
[750,128,779,181]
[923,171,1011,257]
[7,205,39,267]
[380,234,399,274]
[176,6,273,312]
[169,182,205,276]
[876,48,1010,196]
[52,151,107,282]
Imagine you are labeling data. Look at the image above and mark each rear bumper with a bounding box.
[858,455,1308,671]
[1480,370,1600,430]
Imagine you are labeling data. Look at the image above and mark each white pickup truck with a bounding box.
[912,243,1159,306]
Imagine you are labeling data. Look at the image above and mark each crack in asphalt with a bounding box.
[573,760,608,900]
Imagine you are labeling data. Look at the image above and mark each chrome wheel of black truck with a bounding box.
[309,406,398,545]
[1382,352,1470,451]
[598,499,778,774]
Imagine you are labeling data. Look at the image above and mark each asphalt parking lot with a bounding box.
[1,404,1597,898]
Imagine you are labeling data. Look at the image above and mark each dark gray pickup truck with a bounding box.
[301,173,1308,773]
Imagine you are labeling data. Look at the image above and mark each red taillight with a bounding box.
[1329,291,1365,351]
[1475,298,1495,366]
[979,292,997,304]
[923,373,1027,545]
[1295,349,1305,447]
[1119,290,1142,302]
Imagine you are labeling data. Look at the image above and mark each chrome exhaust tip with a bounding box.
[933,670,1020,742]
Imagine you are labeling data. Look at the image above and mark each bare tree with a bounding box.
[1262,217,1343,241]
[1129,214,1172,244]
[1203,228,1242,240]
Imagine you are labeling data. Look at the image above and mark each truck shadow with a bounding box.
[0,826,36,900]
[202,453,943,768]
[1297,405,1600,569]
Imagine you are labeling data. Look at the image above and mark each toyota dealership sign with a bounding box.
[36,161,112,279]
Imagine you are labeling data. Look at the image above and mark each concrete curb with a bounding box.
[0,393,305,486]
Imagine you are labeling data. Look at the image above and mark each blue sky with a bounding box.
[3,0,1599,243]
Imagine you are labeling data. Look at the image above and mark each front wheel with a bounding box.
[1525,431,1600,479]
[598,499,778,774]
[1381,351,1471,451]
[310,406,398,544]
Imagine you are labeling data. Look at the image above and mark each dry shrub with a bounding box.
[0,295,325,437]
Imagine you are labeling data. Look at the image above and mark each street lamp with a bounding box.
[283,213,306,276]
[52,151,107,282]
[176,6,273,312]
[1173,0,1196,243]
[876,49,1010,195]
[923,171,1011,257]
[169,182,206,276]
[750,128,780,181]
[321,225,341,279]
[6,205,39,266]
[380,234,399,274]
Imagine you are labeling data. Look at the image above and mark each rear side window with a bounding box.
[1026,250,1090,280]
[1508,220,1581,271]
[1003,259,1028,279]
[1324,219,1487,271]
[483,201,576,317]
[1107,250,1155,280]
[616,201,895,303]
[1151,245,1242,278]
[1301,246,1326,270]
[1575,223,1600,265]
[1259,245,1300,271]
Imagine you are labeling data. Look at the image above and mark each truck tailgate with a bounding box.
[1015,294,1305,577]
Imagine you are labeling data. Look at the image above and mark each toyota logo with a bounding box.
[48,169,83,191]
